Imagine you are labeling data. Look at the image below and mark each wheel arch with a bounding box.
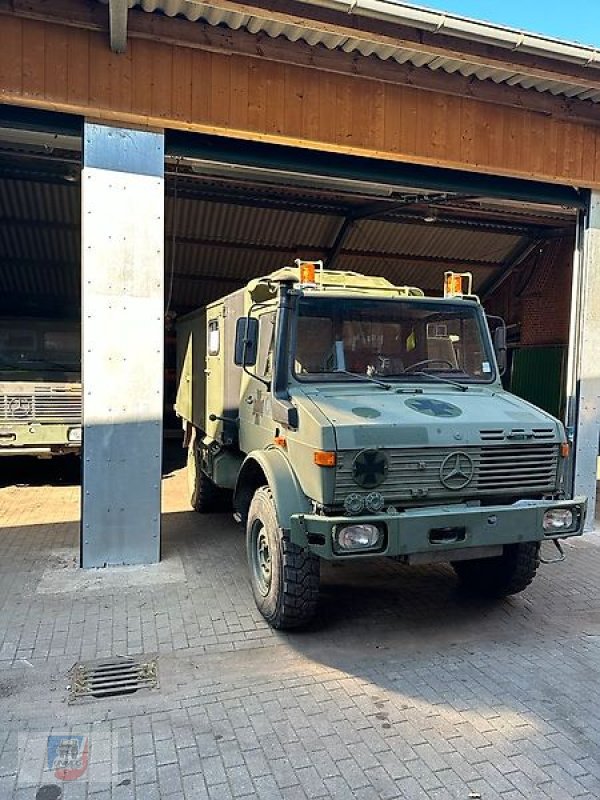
[234,448,311,530]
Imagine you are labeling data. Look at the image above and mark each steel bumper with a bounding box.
[0,423,81,456]
[290,497,587,559]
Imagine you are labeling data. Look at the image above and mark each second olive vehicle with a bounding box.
[175,264,586,629]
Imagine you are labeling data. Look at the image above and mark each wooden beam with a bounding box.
[118,9,600,127]
[11,0,599,91]
[2,0,600,126]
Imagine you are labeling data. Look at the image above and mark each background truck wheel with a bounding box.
[452,542,540,597]
[187,444,231,513]
[246,486,320,629]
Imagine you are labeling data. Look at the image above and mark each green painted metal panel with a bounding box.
[510,346,566,419]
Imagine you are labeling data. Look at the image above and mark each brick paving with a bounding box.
[0,449,600,798]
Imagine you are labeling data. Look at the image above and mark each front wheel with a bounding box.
[452,542,540,597]
[246,486,320,629]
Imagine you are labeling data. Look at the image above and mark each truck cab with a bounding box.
[176,265,586,629]
[0,317,81,458]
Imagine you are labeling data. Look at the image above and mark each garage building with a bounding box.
[0,0,599,565]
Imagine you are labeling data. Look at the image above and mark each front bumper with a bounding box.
[290,497,587,560]
[0,423,81,456]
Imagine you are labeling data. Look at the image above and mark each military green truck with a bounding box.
[0,317,81,458]
[176,264,586,629]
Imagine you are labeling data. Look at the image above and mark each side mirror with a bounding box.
[493,324,507,376]
[234,317,258,366]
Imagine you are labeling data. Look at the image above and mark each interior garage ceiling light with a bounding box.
[176,157,411,198]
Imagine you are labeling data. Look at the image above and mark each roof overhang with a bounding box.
[100,0,600,104]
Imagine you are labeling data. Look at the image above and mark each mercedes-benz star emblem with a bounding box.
[352,449,388,489]
[439,451,474,490]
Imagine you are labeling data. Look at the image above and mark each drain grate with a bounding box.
[69,655,158,702]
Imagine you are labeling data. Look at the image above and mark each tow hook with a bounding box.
[540,539,566,564]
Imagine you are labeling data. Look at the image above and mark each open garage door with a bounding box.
[0,107,82,478]
[163,130,583,449]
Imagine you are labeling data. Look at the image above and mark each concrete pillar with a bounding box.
[573,192,600,528]
[81,122,164,566]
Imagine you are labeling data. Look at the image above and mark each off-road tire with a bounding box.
[452,542,540,597]
[187,444,230,512]
[246,486,320,629]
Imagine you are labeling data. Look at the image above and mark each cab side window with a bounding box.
[207,319,220,356]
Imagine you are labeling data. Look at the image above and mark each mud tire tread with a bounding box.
[247,486,320,629]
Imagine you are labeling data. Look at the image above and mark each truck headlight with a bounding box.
[334,523,384,553]
[543,508,574,531]
[67,427,82,443]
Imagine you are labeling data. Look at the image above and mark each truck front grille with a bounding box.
[334,444,559,504]
[0,387,82,423]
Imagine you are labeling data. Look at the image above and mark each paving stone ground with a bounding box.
[1,447,600,799]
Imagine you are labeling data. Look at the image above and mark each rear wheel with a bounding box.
[452,542,540,597]
[187,443,230,512]
[246,486,320,629]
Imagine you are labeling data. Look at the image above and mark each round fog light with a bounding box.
[336,523,381,551]
[344,493,365,515]
[543,508,574,531]
[364,491,385,514]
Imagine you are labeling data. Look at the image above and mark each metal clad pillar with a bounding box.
[81,122,164,566]
[573,191,600,529]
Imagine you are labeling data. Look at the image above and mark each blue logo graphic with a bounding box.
[47,736,89,781]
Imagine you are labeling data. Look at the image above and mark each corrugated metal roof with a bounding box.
[166,195,342,247]
[346,220,520,261]
[113,0,600,103]
[0,171,559,313]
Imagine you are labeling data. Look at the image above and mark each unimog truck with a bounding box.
[176,263,586,629]
[0,317,81,458]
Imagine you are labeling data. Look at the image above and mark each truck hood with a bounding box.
[299,385,563,450]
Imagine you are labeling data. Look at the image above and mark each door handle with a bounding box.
[245,396,254,404]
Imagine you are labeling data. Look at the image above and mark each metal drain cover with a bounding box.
[69,655,158,702]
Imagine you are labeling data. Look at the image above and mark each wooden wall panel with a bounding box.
[2,14,600,188]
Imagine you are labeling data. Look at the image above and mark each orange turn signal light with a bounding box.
[560,442,570,458]
[314,450,336,467]
[274,435,287,448]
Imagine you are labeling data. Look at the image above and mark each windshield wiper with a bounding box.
[410,371,468,392]
[333,368,392,390]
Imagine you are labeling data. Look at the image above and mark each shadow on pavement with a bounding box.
[0,438,186,489]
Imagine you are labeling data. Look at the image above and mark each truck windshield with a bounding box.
[0,321,80,371]
[293,296,494,384]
